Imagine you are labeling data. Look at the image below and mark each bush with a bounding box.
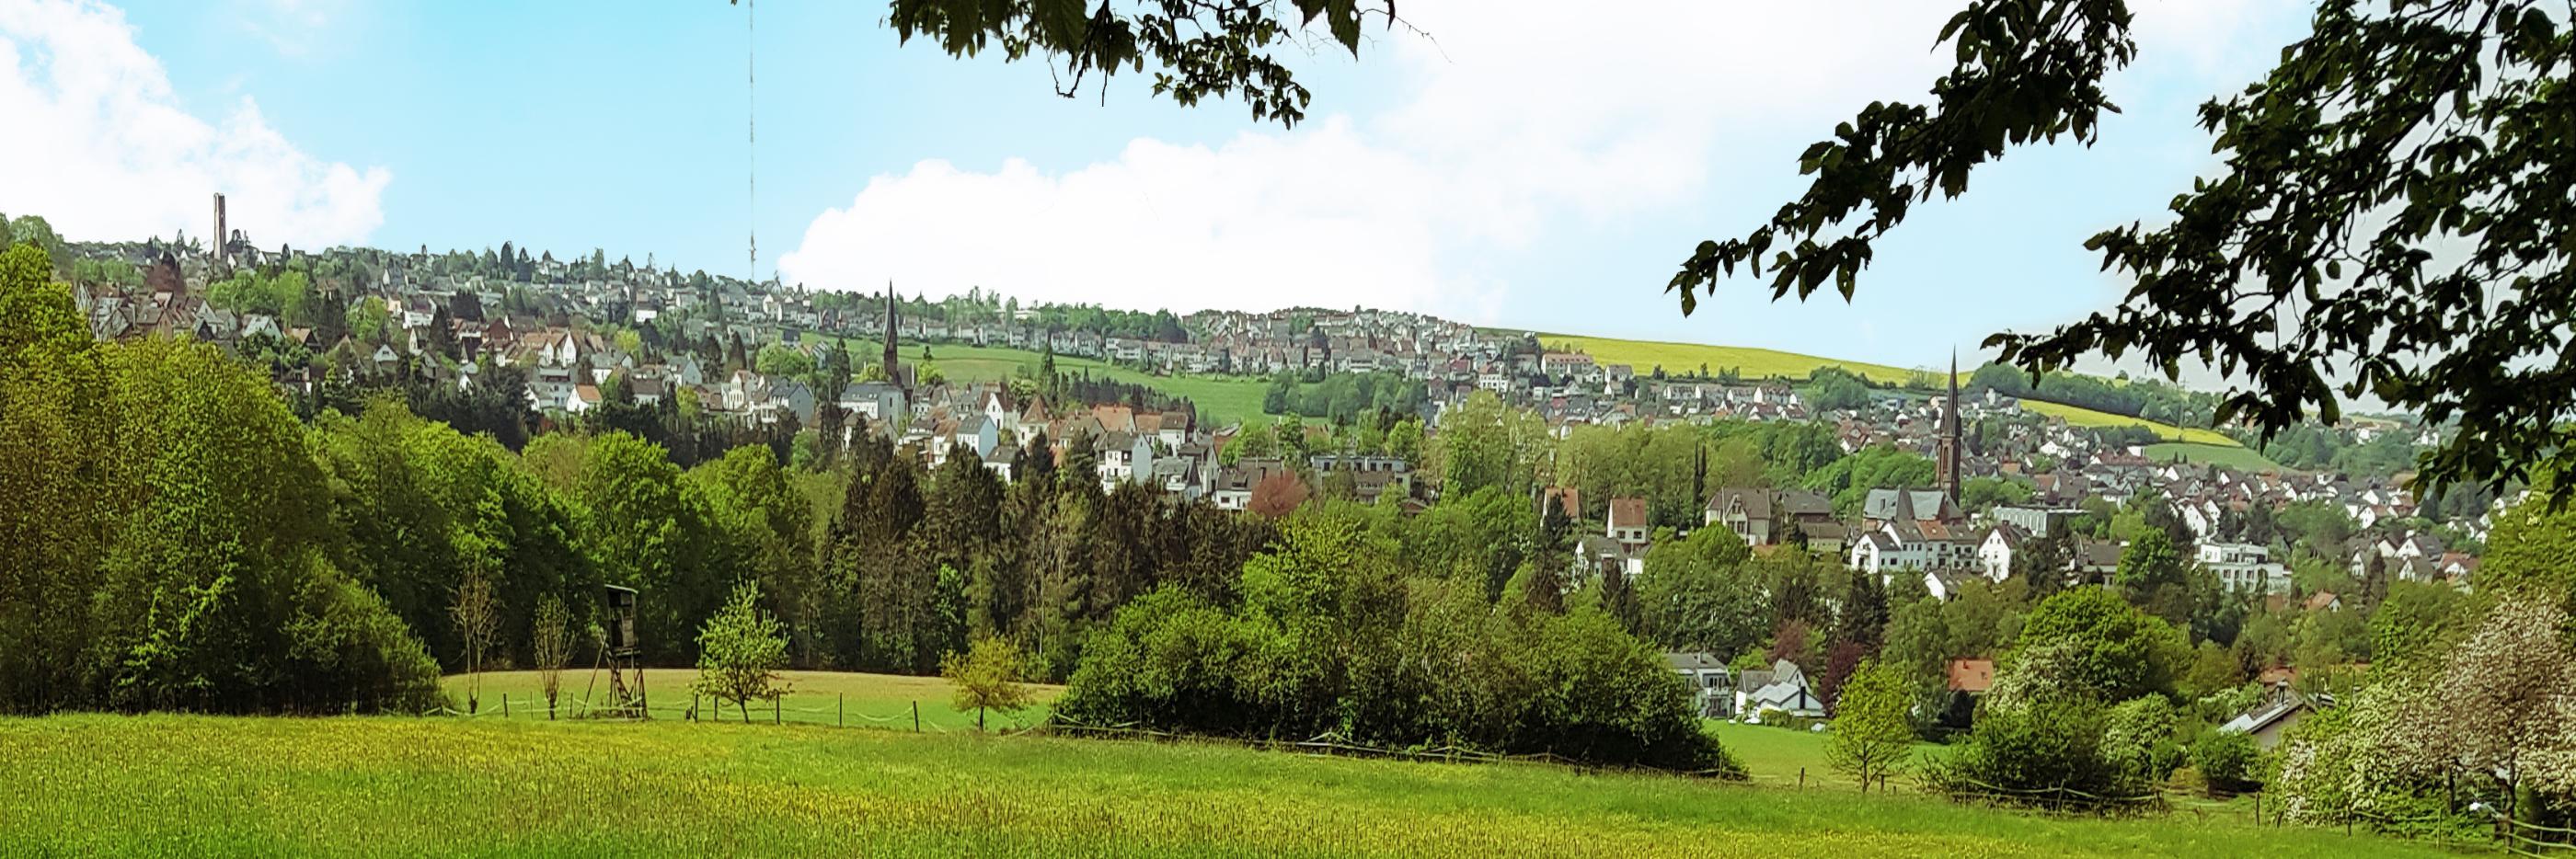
[2101,695,2182,785]
[1926,698,2152,809]
[1056,543,1738,774]
[2191,729,2260,796]
[280,570,446,714]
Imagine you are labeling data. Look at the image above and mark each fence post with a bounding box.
[501,693,510,719]
[913,701,921,733]
[1799,768,1805,789]
[838,693,845,728]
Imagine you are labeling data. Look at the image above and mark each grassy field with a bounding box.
[2017,399,2242,447]
[441,670,1063,731]
[1706,721,1950,790]
[804,333,1284,429]
[1521,332,1920,384]
[0,715,2447,857]
[2142,441,2285,473]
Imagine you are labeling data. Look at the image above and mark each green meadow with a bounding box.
[0,713,2451,857]
[438,669,1064,731]
[805,333,1284,429]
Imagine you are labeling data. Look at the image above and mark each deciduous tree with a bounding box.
[941,635,1035,731]
[1827,659,1915,791]
[530,596,572,719]
[449,570,500,714]
[694,580,793,722]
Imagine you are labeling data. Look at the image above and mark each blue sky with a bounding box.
[0,0,2310,373]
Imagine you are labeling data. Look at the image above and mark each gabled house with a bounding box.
[1937,658,1995,731]
[1978,523,2030,582]
[1605,498,1650,551]
[1666,652,1733,719]
[1736,659,1825,721]
[2220,684,2327,750]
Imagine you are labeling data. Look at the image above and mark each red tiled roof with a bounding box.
[1947,659,1995,693]
[1607,498,1648,529]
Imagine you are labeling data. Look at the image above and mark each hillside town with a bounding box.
[15,4,2573,853]
[57,211,2490,615]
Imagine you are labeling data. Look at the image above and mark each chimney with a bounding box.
[212,193,227,265]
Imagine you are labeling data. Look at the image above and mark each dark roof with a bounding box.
[1664,652,1726,672]
[1775,490,1834,517]
[1706,487,1771,518]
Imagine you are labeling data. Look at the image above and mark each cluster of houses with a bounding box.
[66,237,2490,594]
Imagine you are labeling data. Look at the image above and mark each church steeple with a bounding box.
[1938,351,1961,506]
[882,282,903,395]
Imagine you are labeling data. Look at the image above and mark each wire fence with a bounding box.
[417,690,1038,734]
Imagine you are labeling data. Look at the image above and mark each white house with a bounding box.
[1977,523,2031,582]
[1606,498,1650,551]
[1737,659,1826,720]
[2198,542,2292,594]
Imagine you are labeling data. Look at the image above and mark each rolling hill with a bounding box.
[811,329,2267,466]
[802,336,1284,429]
[1517,332,1920,384]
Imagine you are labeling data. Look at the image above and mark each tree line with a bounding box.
[0,244,1749,772]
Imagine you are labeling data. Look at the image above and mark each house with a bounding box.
[1212,457,1294,511]
[1572,534,1643,588]
[981,443,1017,482]
[839,381,907,425]
[2073,539,2124,580]
[1938,658,1995,730]
[2220,685,2325,750]
[1736,659,1825,721]
[1922,567,1974,601]
[1850,519,1978,578]
[1862,487,1964,529]
[1977,522,2031,582]
[1849,531,1924,578]
[1992,505,2083,538]
[1666,652,1733,719]
[2198,542,2291,594]
[1605,498,1650,550]
[1797,521,1852,557]
[1703,487,1776,544]
[950,415,1000,462]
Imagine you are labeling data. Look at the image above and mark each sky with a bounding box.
[0,0,2314,374]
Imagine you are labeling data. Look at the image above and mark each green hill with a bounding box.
[803,336,1282,429]
[0,715,2444,857]
[1513,331,1921,384]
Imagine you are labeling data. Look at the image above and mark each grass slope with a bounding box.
[2017,399,2242,448]
[0,715,2444,857]
[1521,332,1919,384]
[441,670,1064,730]
[2142,442,2286,473]
[806,334,1282,429]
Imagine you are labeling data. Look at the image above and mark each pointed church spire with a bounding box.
[1939,349,1962,506]
[883,281,907,396]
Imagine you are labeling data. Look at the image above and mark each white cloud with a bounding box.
[781,0,2281,321]
[230,0,347,58]
[0,0,388,247]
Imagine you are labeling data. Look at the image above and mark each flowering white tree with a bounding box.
[2410,598,2576,822]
